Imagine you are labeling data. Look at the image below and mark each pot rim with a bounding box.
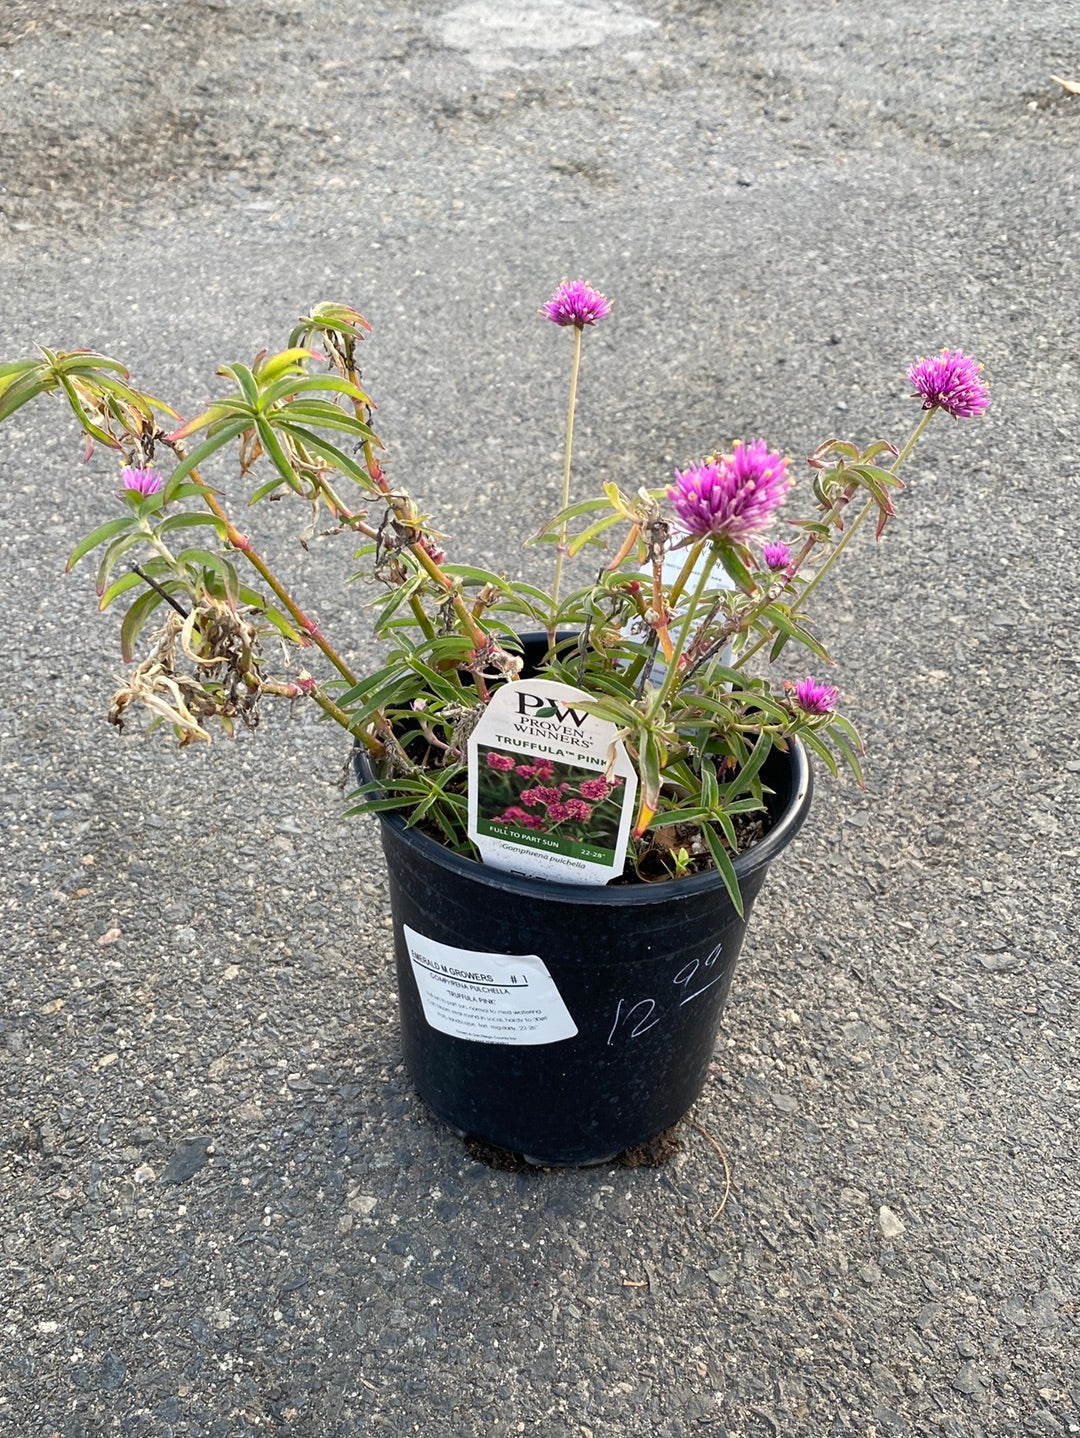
[351,737,812,908]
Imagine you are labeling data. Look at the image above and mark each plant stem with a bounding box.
[664,537,707,612]
[792,406,938,616]
[657,543,719,705]
[549,324,583,630]
[334,363,495,677]
[732,406,940,673]
[130,563,189,618]
[181,459,362,687]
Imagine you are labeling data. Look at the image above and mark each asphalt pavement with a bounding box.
[1,2,1078,1435]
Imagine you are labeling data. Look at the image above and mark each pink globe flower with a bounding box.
[493,806,530,825]
[578,776,613,802]
[792,676,838,716]
[485,751,516,771]
[762,541,791,571]
[561,798,592,823]
[541,280,612,328]
[121,465,163,496]
[908,349,989,419]
[519,785,563,809]
[516,760,554,780]
[668,441,791,543]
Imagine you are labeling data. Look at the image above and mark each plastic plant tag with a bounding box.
[403,925,578,1045]
[467,678,638,885]
[621,541,736,675]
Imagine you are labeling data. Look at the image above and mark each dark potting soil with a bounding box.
[463,1126,683,1172]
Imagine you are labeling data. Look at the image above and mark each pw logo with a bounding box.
[516,691,589,726]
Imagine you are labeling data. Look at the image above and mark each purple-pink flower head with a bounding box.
[667,441,791,543]
[121,465,163,496]
[793,676,838,716]
[762,541,791,572]
[541,280,612,328]
[908,349,989,419]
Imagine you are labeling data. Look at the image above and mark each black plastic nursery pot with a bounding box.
[354,729,812,1166]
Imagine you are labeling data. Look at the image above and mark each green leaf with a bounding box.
[119,587,169,663]
[700,758,719,810]
[717,542,756,595]
[440,565,514,595]
[829,729,865,787]
[253,348,321,387]
[176,547,240,605]
[95,529,149,596]
[155,511,227,541]
[700,823,744,918]
[370,573,427,633]
[404,658,471,706]
[216,361,260,411]
[270,400,376,439]
[66,516,135,572]
[850,463,904,491]
[0,356,44,383]
[235,585,302,644]
[760,606,831,662]
[566,513,625,557]
[54,373,117,450]
[273,424,380,491]
[164,420,249,492]
[99,569,145,611]
[247,475,288,505]
[0,369,52,422]
[798,727,840,778]
[527,495,615,545]
[254,415,305,494]
[260,371,371,408]
[636,727,664,813]
[721,733,773,802]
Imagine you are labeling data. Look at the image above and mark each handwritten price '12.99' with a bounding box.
[606,942,725,1045]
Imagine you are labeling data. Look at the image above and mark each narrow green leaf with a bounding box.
[637,728,663,812]
[700,824,744,917]
[164,420,249,492]
[253,348,321,386]
[260,372,370,407]
[566,513,625,557]
[216,362,260,410]
[438,564,512,592]
[274,424,380,490]
[99,570,145,611]
[0,357,43,382]
[829,729,865,787]
[799,727,840,778]
[96,529,148,596]
[718,543,756,595]
[155,511,227,541]
[119,587,168,662]
[176,547,240,605]
[0,371,53,422]
[67,516,135,572]
[721,733,773,802]
[271,401,375,438]
[234,585,301,643]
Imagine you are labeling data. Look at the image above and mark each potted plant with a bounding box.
[0,288,987,1163]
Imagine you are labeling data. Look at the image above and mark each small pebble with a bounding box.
[878,1205,906,1239]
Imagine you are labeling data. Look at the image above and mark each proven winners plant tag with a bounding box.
[467,679,638,885]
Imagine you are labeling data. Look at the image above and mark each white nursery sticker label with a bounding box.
[466,678,637,885]
[404,926,578,1045]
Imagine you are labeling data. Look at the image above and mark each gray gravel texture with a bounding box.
[1,0,1078,1435]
